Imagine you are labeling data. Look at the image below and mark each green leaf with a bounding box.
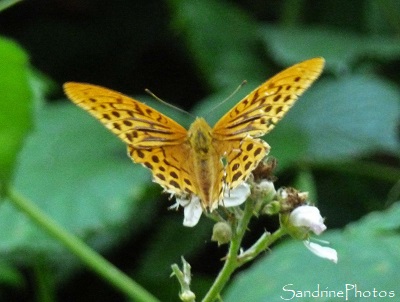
[168,0,265,89]
[137,216,213,277]
[0,261,25,288]
[0,0,22,12]
[135,215,213,301]
[365,1,400,34]
[0,37,33,190]
[294,75,400,161]
[224,202,400,302]
[0,103,157,263]
[260,26,400,73]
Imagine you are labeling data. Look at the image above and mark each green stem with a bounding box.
[171,258,196,302]
[34,260,55,302]
[202,199,255,302]
[237,228,287,265]
[6,186,159,302]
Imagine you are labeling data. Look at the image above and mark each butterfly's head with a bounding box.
[188,117,213,156]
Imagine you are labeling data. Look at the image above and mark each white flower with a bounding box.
[286,205,337,262]
[177,183,250,227]
[289,205,327,235]
[176,196,203,227]
[219,182,251,207]
[304,241,338,263]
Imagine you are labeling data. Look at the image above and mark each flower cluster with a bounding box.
[171,159,338,302]
[172,160,337,263]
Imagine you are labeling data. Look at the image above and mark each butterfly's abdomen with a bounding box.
[188,118,222,210]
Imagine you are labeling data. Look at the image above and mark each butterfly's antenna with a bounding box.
[145,89,194,118]
[208,80,247,113]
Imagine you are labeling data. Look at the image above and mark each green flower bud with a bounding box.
[211,222,232,245]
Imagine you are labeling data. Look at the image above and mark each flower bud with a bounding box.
[254,180,276,200]
[289,205,327,235]
[263,200,281,215]
[180,290,196,302]
[281,205,327,240]
[211,222,232,245]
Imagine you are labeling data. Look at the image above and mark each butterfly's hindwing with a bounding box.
[128,144,196,197]
[215,138,270,190]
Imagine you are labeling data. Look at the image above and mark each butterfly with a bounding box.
[64,58,324,216]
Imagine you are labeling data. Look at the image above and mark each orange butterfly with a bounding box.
[64,58,324,225]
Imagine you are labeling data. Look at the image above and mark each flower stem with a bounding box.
[34,260,55,302]
[201,199,255,302]
[6,186,159,302]
[171,257,196,302]
[237,228,287,264]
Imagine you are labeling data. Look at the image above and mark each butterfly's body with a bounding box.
[188,118,223,210]
[64,57,325,212]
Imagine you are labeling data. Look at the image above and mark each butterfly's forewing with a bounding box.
[63,82,187,148]
[212,58,324,192]
[212,57,325,140]
[64,82,202,200]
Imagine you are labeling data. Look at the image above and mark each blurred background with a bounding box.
[0,0,399,301]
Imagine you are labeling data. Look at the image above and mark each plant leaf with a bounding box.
[169,0,265,89]
[0,37,33,190]
[0,104,157,264]
[224,202,400,302]
[260,26,400,73]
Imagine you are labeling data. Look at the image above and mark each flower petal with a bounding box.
[289,205,327,235]
[220,183,250,207]
[176,196,203,227]
[304,241,338,263]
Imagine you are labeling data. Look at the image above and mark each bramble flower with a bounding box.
[177,183,250,227]
[289,205,327,235]
[283,205,338,263]
[177,196,203,227]
[220,182,251,207]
